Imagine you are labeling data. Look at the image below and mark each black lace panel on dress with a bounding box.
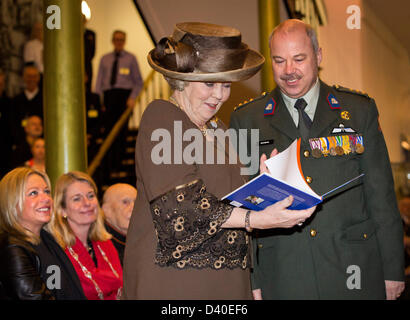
[149,179,249,270]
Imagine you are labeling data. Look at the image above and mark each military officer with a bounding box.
[230,19,404,299]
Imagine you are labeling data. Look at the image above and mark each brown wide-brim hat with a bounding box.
[148,22,265,82]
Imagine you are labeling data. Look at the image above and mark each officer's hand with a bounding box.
[259,149,278,174]
[252,289,262,300]
[385,280,405,300]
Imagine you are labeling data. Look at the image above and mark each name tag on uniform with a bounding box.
[119,68,130,75]
[259,139,274,146]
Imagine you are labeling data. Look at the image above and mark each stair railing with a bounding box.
[87,70,170,176]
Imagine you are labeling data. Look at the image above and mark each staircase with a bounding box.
[92,128,137,195]
[88,70,170,194]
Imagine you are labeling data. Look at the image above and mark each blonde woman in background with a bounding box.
[47,171,122,300]
[0,167,84,300]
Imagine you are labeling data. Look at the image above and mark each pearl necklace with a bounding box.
[168,97,218,136]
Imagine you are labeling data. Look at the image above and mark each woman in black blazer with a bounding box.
[0,167,85,300]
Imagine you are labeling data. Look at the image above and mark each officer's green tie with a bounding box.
[294,98,311,141]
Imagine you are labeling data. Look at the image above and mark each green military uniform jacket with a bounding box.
[230,80,404,299]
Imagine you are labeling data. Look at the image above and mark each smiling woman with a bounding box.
[0,168,53,299]
[0,167,86,300]
[46,171,123,300]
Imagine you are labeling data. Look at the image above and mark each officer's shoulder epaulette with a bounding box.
[333,85,371,99]
[234,91,268,112]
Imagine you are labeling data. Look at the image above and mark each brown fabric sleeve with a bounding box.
[135,100,200,202]
[135,100,249,270]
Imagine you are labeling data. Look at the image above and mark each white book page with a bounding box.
[265,139,320,199]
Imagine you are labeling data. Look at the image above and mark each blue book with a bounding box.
[222,139,364,210]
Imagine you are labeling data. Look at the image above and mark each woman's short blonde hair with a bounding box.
[46,171,111,249]
[0,167,51,246]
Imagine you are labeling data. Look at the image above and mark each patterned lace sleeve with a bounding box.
[150,179,248,270]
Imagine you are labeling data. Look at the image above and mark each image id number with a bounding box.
[205,304,247,315]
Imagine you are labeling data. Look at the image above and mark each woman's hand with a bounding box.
[223,196,315,230]
[251,196,316,229]
[259,149,278,174]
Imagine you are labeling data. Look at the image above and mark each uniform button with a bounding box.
[258,244,263,249]
[303,150,310,158]
[363,233,368,239]
[306,176,313,184]
[310,229,317,237]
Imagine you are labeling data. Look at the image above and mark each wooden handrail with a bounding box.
[87,70,156,176]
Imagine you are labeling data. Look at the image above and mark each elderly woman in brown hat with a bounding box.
[123,22,315,299]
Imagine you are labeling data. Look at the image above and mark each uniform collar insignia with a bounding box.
[264,98,276,116]
[327,93,341,109]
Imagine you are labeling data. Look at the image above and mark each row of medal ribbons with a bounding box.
[308,134,364,158]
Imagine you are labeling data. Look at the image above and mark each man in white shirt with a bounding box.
[23,22,44,74]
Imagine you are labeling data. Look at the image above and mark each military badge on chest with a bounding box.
[308,94,364,158]
[309,134,364,158]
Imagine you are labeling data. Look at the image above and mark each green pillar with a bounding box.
[43,0,87,187]
[258,0,280,92]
